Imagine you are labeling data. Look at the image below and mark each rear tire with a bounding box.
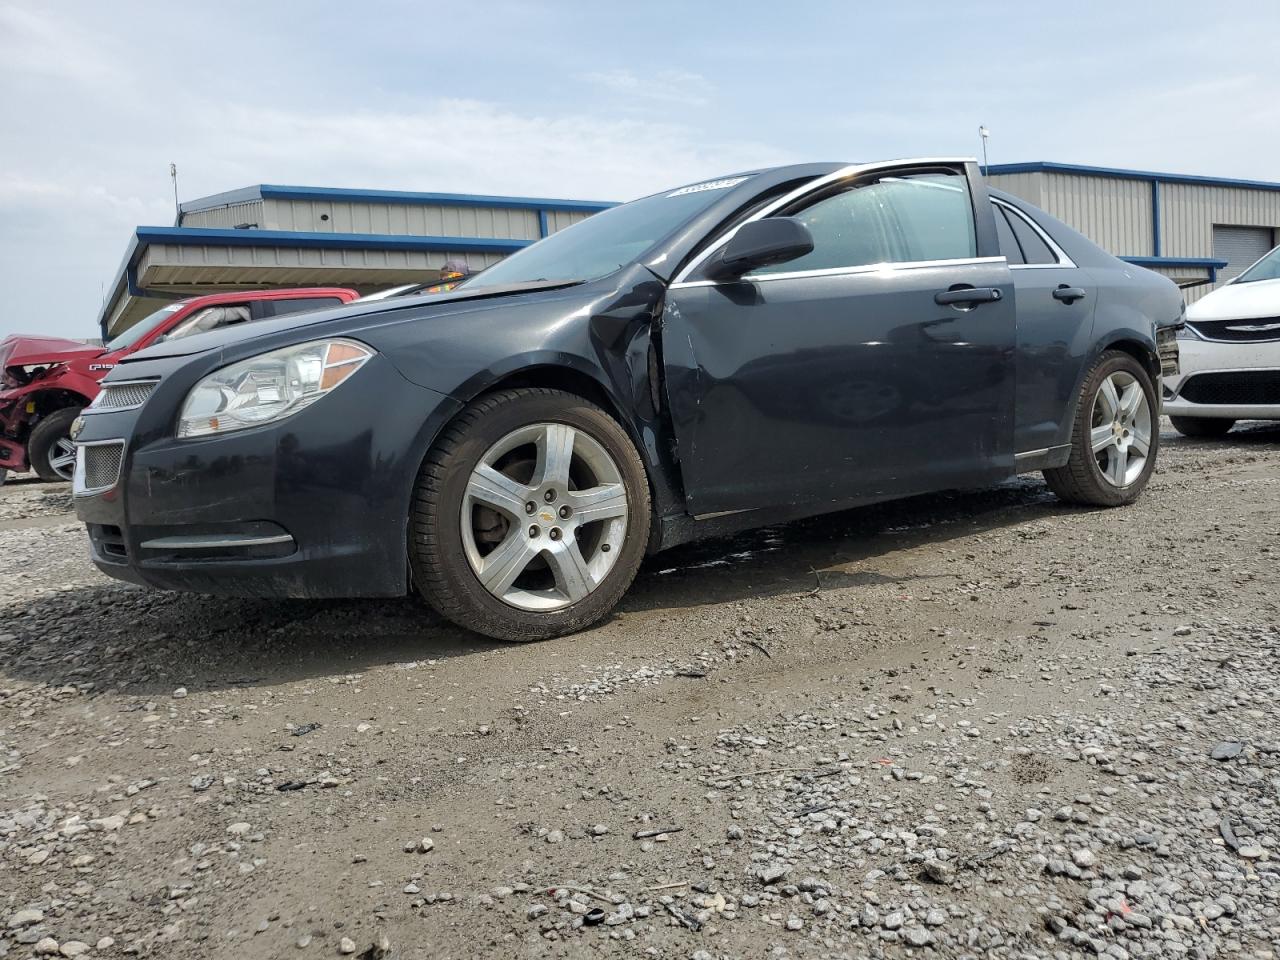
[1170,415,1234,438]
[29,407,82,482]
[1044,351,1158,507]
[410,388,651,642]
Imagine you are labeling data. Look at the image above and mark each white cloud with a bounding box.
[0,4,123,87]
[580,68,714,107]
[0,88,794,338]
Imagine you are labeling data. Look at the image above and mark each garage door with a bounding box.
[1213,225,1275,281]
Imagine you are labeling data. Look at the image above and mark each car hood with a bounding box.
[121,279,583,362]
[0,334,103,369]
[1188,277,1280,322]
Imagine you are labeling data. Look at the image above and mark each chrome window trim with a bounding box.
[86,378,160,414]
[670,156,980,286]
[991,198,1076,269]
[670,256,1007,290]
[72,438,126,498]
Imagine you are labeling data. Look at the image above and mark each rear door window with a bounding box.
[1002,205,1058,265]
[992,205,1025,265]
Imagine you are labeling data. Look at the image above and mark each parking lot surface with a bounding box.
[1,423,1278,959]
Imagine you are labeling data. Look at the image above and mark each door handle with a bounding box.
[1052,285,1087,304]
[934,286,1002,306]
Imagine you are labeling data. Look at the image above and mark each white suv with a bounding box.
[1165,245,1280,436]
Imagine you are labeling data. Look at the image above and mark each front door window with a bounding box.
[752,170,977,276]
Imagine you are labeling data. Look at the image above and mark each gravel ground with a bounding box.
[1,422,1278,959]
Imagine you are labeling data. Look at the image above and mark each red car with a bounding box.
[0,288,358,482]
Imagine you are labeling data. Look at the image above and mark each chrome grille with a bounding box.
[96,381,156,410]
[77,441,124,493]
[1186,318,1280,343]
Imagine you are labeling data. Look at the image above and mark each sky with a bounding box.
[2,0,1278,339]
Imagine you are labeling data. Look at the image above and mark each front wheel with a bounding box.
[1043,352,1158,507]
[29,407,82,482]
[410,388,651,642]
[1170,415,1235,438]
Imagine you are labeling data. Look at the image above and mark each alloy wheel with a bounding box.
[48,437,77,481]
[1090,371,1152,487]
[460,422,629,611]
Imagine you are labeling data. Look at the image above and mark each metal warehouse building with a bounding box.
[986,162,1280,300]
[100,161,1280,339]
[98,185,610,339]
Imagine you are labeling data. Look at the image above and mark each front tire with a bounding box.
[1043,352,1158,507]
[1170,415,1235,438]
[410,388,651,642]
[29,407,82,482]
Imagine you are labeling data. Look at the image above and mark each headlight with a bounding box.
[178,339,372,438]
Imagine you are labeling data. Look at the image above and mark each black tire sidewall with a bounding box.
[412,391,651,641]
[28,407,82,481]
[1075,354,1159,504]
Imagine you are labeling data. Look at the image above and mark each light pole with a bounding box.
[978,126,990,174]
[170,163,180,222]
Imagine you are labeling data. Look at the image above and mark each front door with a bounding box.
[662,161,1016,518]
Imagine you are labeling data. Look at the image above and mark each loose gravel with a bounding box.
[1,422,1277,958]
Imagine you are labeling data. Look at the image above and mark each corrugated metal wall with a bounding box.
[987,172,1042,208]
[180,200,265,229]
[545,210,595,234]
[990,172,1152,255]
[988,170,1280,303]
[263,199,544,240]
[1158,182,1280,258]
[1039,173,1154,256]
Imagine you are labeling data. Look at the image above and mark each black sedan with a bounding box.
[73,159,1183,641]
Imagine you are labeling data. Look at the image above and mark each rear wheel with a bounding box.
[29,407,82,482]
[410,388,651,642]
[1170,415,1235,438]
[1044,352,1157,507]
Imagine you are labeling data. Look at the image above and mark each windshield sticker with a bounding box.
[666,176,749,198]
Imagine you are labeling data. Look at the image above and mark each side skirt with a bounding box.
[1013,444,1071,474]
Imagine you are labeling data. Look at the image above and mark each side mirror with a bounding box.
[707,217,814,281]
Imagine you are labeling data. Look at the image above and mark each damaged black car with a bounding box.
[73,159,1183,640]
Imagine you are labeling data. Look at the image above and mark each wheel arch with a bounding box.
[1097,335,1161,386]
[458,362,632,431]
[429,359,679,553]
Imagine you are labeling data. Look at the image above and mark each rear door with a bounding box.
[661,160,1017,518]
[994,198,1097,456]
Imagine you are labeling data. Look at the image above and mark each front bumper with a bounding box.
[1163,337,1280,420]
[73,352,460,598]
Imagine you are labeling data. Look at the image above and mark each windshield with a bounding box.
[460,175,754,290]
[1236,245,1280,283]
[106,302,184,351]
